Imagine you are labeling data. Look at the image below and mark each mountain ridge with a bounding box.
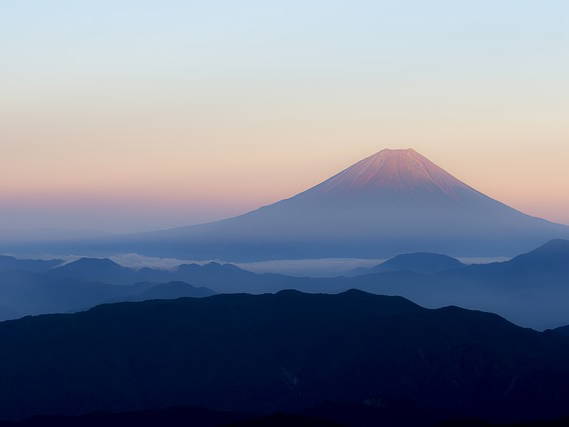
[125,149,569,260]
[1,240,568,329]
[6,148,568,261]
[298,149,477,198]
[1,290,568,421]
[349,252,465,276]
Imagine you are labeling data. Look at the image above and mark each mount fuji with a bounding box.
[55,149,569,261]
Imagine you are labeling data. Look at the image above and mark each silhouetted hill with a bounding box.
[0,270,214,321]
[350,253,464,276]
[141,262,263,292]
[0,270,142,319]
[46,258,316,294]
[441,417,569,426]
[0,255,62,274]
[48,258,260,289]
[0,406,348,427]
[126,281,216,301]
[553,326,569,337]
[1,240,569,328]
[0,290,568,422]
[2,405,569,427]
[230,413,343,427]
[0,406,250,427]
[48,258,135,284]
[46,239,569,295]
[510,239,569,271]
[345,239,569,329]
[451,239,569,279]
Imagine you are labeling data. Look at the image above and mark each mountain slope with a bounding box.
[0,255,63,273]
[1,241,567,328]
[0,290,569,421]
[47,258,266,290]
[553,325,569,337]
[350,239,569,329]
[350,253,465,276]
[89,148,569,261]
[443,239,569,282]
[2,240,568,328]
[0,268,215,321]
[48,258,134,284]
[125,281,216,301]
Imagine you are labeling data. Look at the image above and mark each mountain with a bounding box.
[552,326,569,337]
[349,239,569,329]
[0,406,350,427]
[1,240,568,328]
[0,255,62,274]
[47,258,265,290]
[349,253,465,276]
[48,258,134,284]
[491,238,569,276]
[442,239,569,283]
[0,267,215,321]
[0,271,139,319]
[139,261,261,290]
[0,407,251,427]
[1,290,569,422]
[45,257,335,294]
[61,148,568,261]
[125,281,216,301]
[4,406,569,427]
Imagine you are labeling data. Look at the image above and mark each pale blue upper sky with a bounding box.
[4,1,568,95]
[1,1,568,234]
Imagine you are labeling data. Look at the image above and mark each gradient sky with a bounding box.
[1,1,568,236]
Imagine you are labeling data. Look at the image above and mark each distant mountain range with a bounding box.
[346,239,569,329]
[0,239,568,328]
[0,267,215,320]
[1,290,569,423]
[47,257,250,286]
[0,255,63,274]
[124,281,215,301]
[33,148,568,261]
[347,252,465,276]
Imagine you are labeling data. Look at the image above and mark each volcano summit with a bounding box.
[72,149,569,260]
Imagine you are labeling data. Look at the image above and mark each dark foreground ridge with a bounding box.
[3,405,569,427]
[1,290,569,423]
[0,406,345,427]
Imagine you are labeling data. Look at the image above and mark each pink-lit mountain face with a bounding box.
[305,148,472,197]
[93,149,569,261]
[284,148,523,220]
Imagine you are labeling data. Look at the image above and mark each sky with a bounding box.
[1,1,568,236]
